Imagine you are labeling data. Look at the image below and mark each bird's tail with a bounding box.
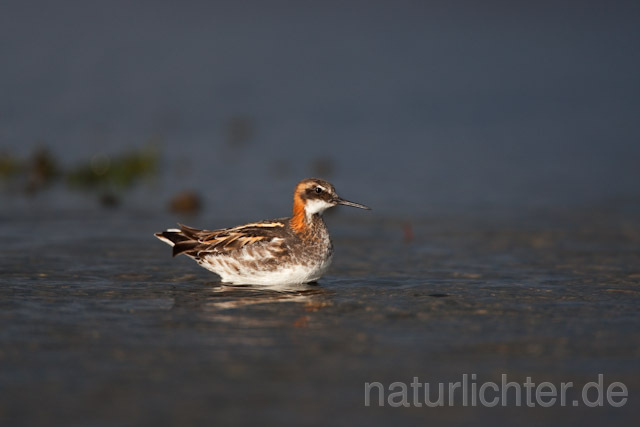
[154,228,198,257]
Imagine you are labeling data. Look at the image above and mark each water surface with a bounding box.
[1,206,638,426]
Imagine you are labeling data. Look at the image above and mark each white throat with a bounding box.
[304,199,334,218]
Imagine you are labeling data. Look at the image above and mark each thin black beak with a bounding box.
[333,197,371,210]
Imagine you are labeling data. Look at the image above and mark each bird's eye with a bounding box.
[315,187,322,194]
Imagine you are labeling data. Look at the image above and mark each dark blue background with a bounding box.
[2,0,639,215]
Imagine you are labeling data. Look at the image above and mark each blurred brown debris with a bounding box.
[169,190,202,214]
[269,159,293,179]
[26,147,60,194]
[310,156,335,177]
[403,221,414,243]
[224,116,254,148]
[99,192,121,209]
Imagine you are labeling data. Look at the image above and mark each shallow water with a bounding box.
[1,205,639,426]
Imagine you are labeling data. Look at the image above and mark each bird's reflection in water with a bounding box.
[169,281,333,321]
[206,282,331,310]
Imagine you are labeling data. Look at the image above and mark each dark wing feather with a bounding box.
[173,240,199,257]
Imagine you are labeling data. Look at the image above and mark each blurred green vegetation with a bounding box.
[0,145,159,197]
[66,146,158,191]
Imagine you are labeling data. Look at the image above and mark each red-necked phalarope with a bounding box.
[155,178,370,285]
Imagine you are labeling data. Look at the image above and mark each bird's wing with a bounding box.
[172,219,289,257]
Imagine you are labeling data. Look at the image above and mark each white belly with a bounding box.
[197,252,333,286]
